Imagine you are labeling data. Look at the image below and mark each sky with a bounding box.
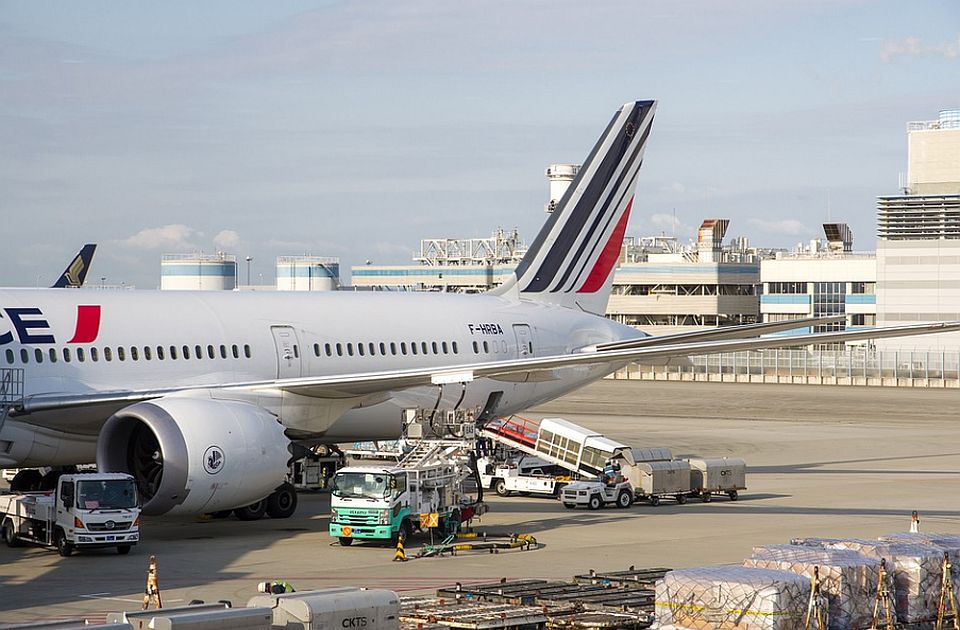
[1,0,958,288]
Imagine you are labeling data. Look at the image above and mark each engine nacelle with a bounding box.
[97,395,291,516]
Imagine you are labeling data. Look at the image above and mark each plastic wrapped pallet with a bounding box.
[655,565,813,630]
[818,539,941,623]
[879,532,960,606]
[745,545,879,630]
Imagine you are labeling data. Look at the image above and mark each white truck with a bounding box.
[0,472,141,556]
[477,454,571,497]
[329,440,484,546]
[560,478,634,510]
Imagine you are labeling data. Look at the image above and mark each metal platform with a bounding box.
[572,567,671,589]
[400,596,547,630]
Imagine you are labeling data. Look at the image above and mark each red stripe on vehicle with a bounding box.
[68,305,101,343]
[576,198,632,294]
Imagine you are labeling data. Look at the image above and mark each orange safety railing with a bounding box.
[482,415,540,449]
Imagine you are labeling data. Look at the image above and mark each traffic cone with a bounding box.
[393,534,407,562]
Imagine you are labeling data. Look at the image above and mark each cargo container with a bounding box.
[620,459,692,506]
[688,457,746,501]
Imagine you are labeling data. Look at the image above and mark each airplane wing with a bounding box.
[587,315,846,352]
[18,320,960,415]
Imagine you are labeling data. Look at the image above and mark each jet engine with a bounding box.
[97,395,292,517]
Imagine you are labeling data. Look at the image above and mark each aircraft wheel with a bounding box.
[234,499,267,521]
[266,484,298,519]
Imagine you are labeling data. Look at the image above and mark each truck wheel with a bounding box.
[729,490,739,501]
[3,523,22,548]
[55,529,73,557]
[562,502,577,510]
[677,494,688,505]
[117,545,132,555]
[650,496,660,507]
[339,537,354,546]
[266,483,298,519]
[494,479,509,497]
[234,499,267,521]
[702,493,713,503]
[587,495,602,510]
[616,490,632,509]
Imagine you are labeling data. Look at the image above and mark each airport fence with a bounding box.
[612,347,960,388]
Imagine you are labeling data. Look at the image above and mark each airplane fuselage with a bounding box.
[0,288,642,466]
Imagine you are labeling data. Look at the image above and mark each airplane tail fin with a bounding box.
[491,100,656,315]
[52,244,97,288]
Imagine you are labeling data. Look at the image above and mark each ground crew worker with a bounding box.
[258,580,295,594]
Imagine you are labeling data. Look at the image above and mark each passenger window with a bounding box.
[144,346,152,360]
[91,347,99,362]
[76,348,84,362]
[379,342,386,355]
[231,344,239,359]
[357,343,364,357]
[6,349,14,364]
[431,342,438,354]
[244,344,252,358]
[170,346,178,360]
[62,348,71,363]
[49,348,57,363]
[104,347,113,361]
[130,346,139,361]
[472,341,479,353]
[452,341,458,354]
[219,345,227,359]
[441,341,448,354]
[347,343,354,357]
[324,343,332,357]
[369,342,376,356]
[117,347,126,361]
[390,342,397,355]
[157,346,165,360]
[400,342,407,355]
[20,348,28,363]
[336,343,343,357]
[182,346,190,360]
[421,342,428,354]
[35,348,43,363]
[313,343,320,357]
[411,342,417,355]
[483,341,489,353]
[207,345,215,359]
[194,345,202,359]
[292,345,299,359]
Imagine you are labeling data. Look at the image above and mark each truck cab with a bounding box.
[329,466,412,545]
[1,472,141,556]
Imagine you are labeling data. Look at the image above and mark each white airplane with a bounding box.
[1,100,955,521]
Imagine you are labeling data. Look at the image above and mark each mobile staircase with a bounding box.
[0,368,24,434]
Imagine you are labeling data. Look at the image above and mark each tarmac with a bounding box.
[2,379,959,624]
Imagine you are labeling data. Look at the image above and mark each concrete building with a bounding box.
[276,256,341,291]
[876,108,960,351]
[160,253,237,290]
[760,224,876,340]
[608,220,760,336]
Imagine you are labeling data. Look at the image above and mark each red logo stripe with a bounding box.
[68,305,101,343]
[577,197,632,294]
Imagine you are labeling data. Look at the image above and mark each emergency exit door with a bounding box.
[513,324,534,358]
[270,326,302,379]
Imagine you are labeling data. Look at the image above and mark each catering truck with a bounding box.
[0,472,140,556]
[329,440,483,546]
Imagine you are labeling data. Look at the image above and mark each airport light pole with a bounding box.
[245,256,253,287]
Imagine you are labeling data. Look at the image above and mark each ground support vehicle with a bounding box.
[619,459,693,506]
[0,472,140,556]
[329,440,484,546]
[289,446,343,491]
[688,457,747,501]
[560,479,634,510]
[477,456,572,498]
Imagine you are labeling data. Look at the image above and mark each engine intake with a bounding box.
[97,395,290,516]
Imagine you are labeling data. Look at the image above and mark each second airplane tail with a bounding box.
[493,100,656,315]
[52,243,97,288]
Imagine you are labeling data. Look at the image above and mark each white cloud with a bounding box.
[213,229,241,249]
[117,224,200,251]
[748,218,809,236]
[882,33,960,62]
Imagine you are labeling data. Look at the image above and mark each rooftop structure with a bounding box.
[905,109,960,195]
[160,252,237,291]
[276,256,340,291]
